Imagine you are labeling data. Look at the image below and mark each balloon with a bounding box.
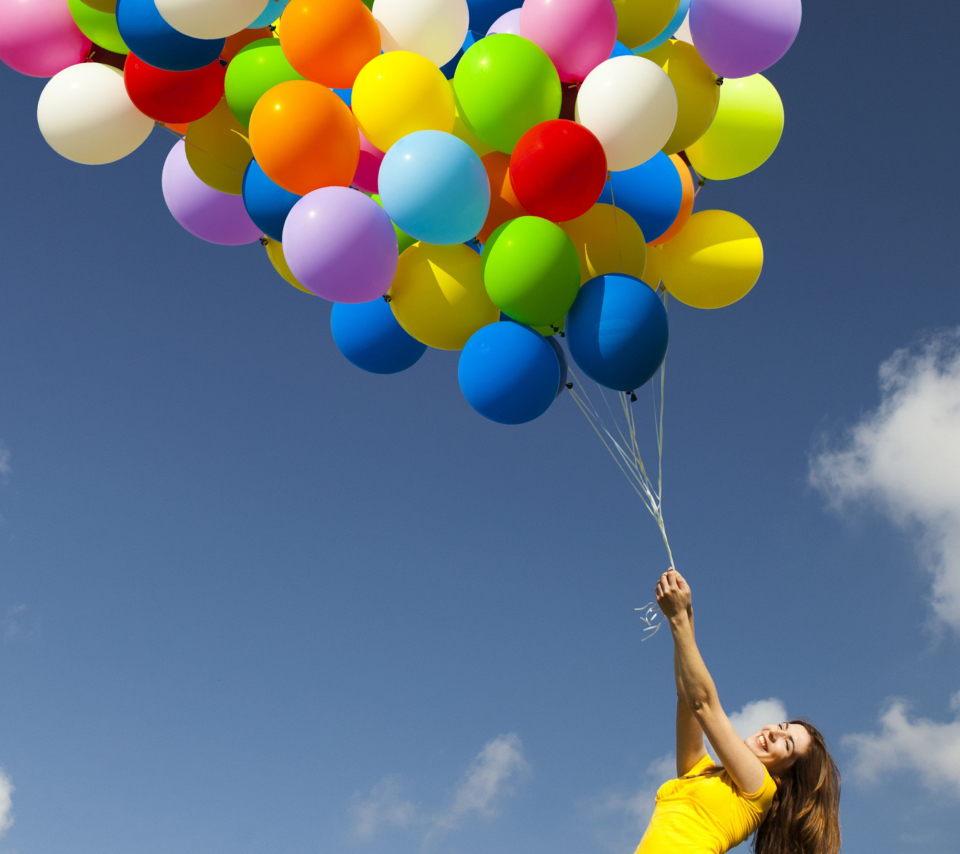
[353,51,455,152]
[546,334,568,395]
[453,35,561,154]
[185,97,252,195]
[155,0,267,40]
[559,203,647,285]
[452,84,494,157]
[659,209,762,308]
[641,241,664,287]
[222,25,272,61]
[567,274,668,391]
[641,38,718,154]
[249,0,288,28]
[597,151,681,244]
[263,236,315,293]
[378,131,490,245]
[331,299,427,374]
[225,38,303,128]
[509,119,606,223]
[689,0,801,79]
[116,0,224,71]
[371,194,417,253]
[373,0,469,67]
[629,0,688,54]
[481,216,580,326]
[609,40,632,58]
[352,130,385,195]
[650,153,693,245]
[477,152,527,243]
[0,0,92,77]
[162,140,263,244]
[389,243,499,350]
[467,0,517,34]
[279,0,380,88]
[439,30,474,80]
[613,0,677,50]
[38,63,154,164]
[486,8,520,36]
[124,52,225,123]
[575,56,677,171]
[242,158,301,242]
[685,73,783,180]
[519,0,617,83]
[282,187,399,302]
[86,0,117,10]
[68,0,128,54]
[249,79,359,195]
[459,321,559,423]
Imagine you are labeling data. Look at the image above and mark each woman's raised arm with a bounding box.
[657,570,767,794]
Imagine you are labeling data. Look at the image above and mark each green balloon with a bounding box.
[453,34,561,154]
[372,195,417,253]
[225,39,304,129]
[68,0,128,55]
[481,217,581,327]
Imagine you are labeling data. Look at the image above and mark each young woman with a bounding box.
[637,570,841,854]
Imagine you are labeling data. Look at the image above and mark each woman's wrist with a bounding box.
[668,610,692,630]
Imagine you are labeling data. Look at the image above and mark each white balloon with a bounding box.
[156,0,269,40]
[37,64,154,166]
[575,56,678,172]
[373,0,469,67]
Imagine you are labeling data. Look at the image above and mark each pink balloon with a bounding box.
[351,129,385,195]
[0,0,92,78]
[520,0,617,83]
[162,141,263,246]
[282,187,399,303]
[487,8,522,36]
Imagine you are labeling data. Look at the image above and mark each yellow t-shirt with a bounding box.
[636,754,777,854]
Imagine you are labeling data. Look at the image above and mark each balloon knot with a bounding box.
[716,77,724,86]
[565,383,573,390]
[559,331,565,338]
[220,59,228,67]
[629,392,638,402]
[259,237,269,246]
[383,294,392,303]
[697,178,706,188]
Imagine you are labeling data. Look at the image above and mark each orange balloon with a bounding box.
[478,152,528,243]
[650,154,695,246]
[160,122,189,135]
[249,80,360,195]
[280,0,381,89]
[222,27,274,62]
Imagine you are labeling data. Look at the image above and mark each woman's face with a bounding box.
[745,722,812,775]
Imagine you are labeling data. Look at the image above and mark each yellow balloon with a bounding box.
[613,0,679,50]
[186,98,252,195]
[560,203,647,286]
[264,238,315,295]
[451,82,493,157]
[660,210,763,309]
[685,74,784,180]
[389,243,499,350]
[642,40,719,155]
[641,242,665,289]
[352,52,455,152]
[83,0,116,11]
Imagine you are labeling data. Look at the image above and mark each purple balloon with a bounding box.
[487,8,522,36]
[282,187,399,303]
[162,141,262,245]
[690,0,801,79]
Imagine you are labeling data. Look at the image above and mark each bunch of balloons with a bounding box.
[1,0,800,425]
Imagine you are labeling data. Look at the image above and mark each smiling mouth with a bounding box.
[758,734,768,751]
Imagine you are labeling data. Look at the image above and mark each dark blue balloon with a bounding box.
[566,275,669,393]
[467,0,518,36]
[116,0,225,72]
[609,40,633,59]
[459,322,560,424]
[598,152,682,244]
[545,335,568,397]
[441,31,476,79]
[242,160,301,243]
[331,299,427,375]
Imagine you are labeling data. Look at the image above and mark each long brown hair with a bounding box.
[753,720,841,854]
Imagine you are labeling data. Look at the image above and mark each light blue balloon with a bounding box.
[598,152,681,244]
[632,0,691,55]
[248,0,288,28]
[378,131,491,246]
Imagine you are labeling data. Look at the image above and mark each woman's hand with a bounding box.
[656,569,692,621]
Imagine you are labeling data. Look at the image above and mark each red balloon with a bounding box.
[509,119,607,223]
[124,53,226,125]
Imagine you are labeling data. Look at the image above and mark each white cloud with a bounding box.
[810,330,960,632]
[0,768,14,838]
[843,692,960,800]
[728,698,789,742]
[350,734,529,842]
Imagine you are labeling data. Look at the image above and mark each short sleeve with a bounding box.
[683,754,717,777]
[742,767,777,809]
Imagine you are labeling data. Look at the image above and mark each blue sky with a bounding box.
[2,2,960,853]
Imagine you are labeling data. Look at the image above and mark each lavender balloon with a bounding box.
[690,0,801,79]
[282,187,399,303]
[162,141,262,245]
[487,8,521,36]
